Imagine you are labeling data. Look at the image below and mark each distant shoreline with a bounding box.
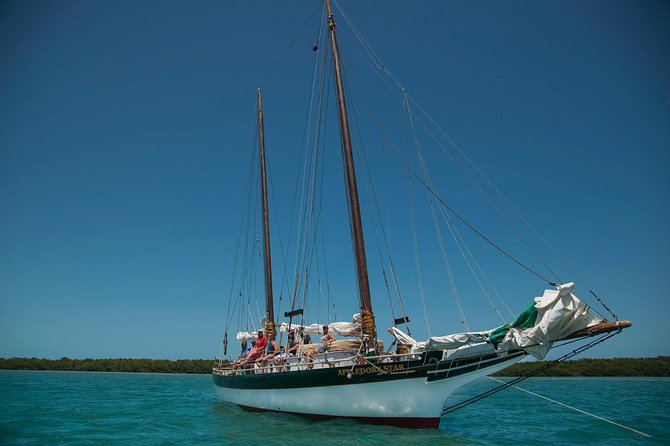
[493,356,669,377]
[0,358,219,374]
[1,356,668,377]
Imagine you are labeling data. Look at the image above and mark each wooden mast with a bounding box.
[257,88,275,336]
[326,0,376,342]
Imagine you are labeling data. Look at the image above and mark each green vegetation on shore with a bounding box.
[1,356,668,376]
[0,357,224,374]
[492,356,670,377]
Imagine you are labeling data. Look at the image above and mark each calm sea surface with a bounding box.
[0,371,668,445]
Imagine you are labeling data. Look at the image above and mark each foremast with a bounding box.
[257,88,275,337]
[326,0,376,345]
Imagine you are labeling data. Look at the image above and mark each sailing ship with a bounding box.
[213,1,630,428]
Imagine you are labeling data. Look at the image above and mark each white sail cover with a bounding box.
[279,313,362,337]
[389,326,492,354]
[390,283,601,360]
[497,282,601,359]
[235,331,260,342]
[236,314,362,342]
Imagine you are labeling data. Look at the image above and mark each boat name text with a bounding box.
[338,364,406,376]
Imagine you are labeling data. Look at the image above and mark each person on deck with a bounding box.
[258,333,279,371]
[273,329,299,367]
[301,328,311,346]
[243,330,267,365]
[231,340,251,372]
[306,325,335,369]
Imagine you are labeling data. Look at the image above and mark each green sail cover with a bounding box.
[489,301,538,347]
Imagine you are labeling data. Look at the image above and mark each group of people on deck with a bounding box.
[231,325,335,373]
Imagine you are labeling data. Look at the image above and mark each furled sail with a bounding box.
[390,283,602,360]
[389,326,492,353]
[236,314,363,342]
[278,314,362,337]
[496,282,602,359]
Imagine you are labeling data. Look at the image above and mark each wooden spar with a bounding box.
[563,320,632,340]
[257,88,275,332]
[325,0,376,340]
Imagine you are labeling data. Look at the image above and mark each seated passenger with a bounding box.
[301,328,311,346]
[306,325,335,369]
[258,333,279,371]
[273,329,299,367]
[242,330,267,365]
[231,340,251,372]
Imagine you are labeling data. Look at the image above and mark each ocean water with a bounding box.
[0,371,668,445]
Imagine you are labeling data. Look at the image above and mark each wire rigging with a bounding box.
[331,0,570,290]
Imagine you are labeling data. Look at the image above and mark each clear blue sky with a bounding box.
[1,0,668,360]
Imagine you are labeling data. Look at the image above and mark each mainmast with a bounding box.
[326,0,376,343]
[257,88,275,337]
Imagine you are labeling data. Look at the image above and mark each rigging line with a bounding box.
[342,58,416,335]
[332,4,563,285]
[267,170,289,317]
[313,125,327,325]
[379,64,390,250]
[224,114,259,334]
[427,193,469,330]
[242,169,259,288]
[338,30,405,107]
[254,237,262,326]
[487,377,652,438]
[340,60,412,332]
[404,121,519,321]
[406,106,563,284]
[304,157,327,323]
[405,94,507,325]
[291,19,328,306]
[341,63,395,311]
[236,160,260,303]
[426,171,514,319]
[295,42,331,319]
[441,332,617,416]
[405,108,431,337]
[405,92,569,277]
[404,94,469,330]
[438,205,507,323]
[421,171,556,285]
[318,208,339,322]
[314,96,337,324]
[293,13,327,284]
[333,0,405,92]
[315,235,321,323]
[334,42,552,293]
[345,88,556,286]
[235,240,260,327]
[332,49,366,314]
[342,29,560,290]
[259,1,324,88]
[348,85,398,325]
[299,45,330,313]
[316,205,336,322]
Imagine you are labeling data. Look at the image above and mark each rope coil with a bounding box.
[361,310,376,338]
[264,321,277,338]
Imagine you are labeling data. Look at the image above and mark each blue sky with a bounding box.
[1,0,668,360]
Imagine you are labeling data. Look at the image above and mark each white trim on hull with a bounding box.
[214,354,523,425]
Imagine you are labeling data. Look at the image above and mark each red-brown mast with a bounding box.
[257,88,275,336]
[326,0,376,342]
